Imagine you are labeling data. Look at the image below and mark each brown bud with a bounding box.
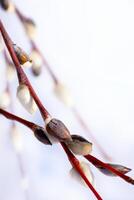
[0,0,14,11]
[46,118,72,142]
[25,19,36,28]
[31,64,42,76]
[34,126,52,145]
[0,0,10,10]
[13,44,32,65]
[97,163,131,176]
[66,134,92,155]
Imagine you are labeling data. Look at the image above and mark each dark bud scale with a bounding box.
[46,118,72,142]
[34,126,52,145]
[66,134,92,155]
[97,163,131,176]
[0,0,9,10]
[13,44,32,65]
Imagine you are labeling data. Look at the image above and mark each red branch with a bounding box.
[0,108,36,130]
[85,154,134,185]
[61,142,103,200]
[0,19,103,200]
[14,6,111,161]
[0,19,50,120]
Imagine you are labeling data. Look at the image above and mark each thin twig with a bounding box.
[0,108,37,130]
[14,5,111,160]
[0,19,50,120]
[84,154,134,185]
[0,19,103,200]
[61,142,103,200]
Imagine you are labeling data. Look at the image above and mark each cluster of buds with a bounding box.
[17,83,37,114]
[13,43,42,76]
[0,11,134,200]
[0,0,14,12]
[45,117,92,156]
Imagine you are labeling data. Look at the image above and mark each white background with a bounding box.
[0,0,134,199]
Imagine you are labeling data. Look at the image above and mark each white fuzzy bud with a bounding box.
[17,84,31,105]
[0,91,11,109]
[17,84,37,114]
[22,61,32,68]
[70,161,94,186]
[11,126,23,153]
[26,97,38,114]
[30,50,42,67]
[6,64,15,81]
[66,134,92,156]
[54,83,74,107]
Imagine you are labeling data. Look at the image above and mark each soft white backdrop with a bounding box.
[0,0,134,199]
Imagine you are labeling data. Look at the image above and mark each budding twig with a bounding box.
[61,142,103,200]
[0,12,134,200]
[2,64,30,200]
[0,108,36,129]
[0,19,104,200]
[14,5,110,160]
[0,108,51,145]
[84,154,134,185]
[0,19,50,120]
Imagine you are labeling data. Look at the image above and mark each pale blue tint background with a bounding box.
[0,0,134,199]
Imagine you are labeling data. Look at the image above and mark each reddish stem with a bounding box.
[14,6,111,161]
[0,19,50,120]
[61,142,103,200]
[3,49,12,65]
[0,108,36,130]
[0,17,103,200]
[84,154,134,185]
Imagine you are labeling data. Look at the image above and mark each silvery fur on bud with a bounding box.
[46,118,72,142]
[34,126,52,145]
[70,161,94,186]
[66,134,92,155]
